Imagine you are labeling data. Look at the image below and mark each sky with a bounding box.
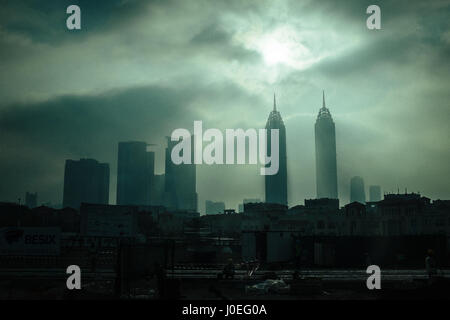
[0,0,449,213]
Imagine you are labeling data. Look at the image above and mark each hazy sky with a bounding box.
[0,0,449,212]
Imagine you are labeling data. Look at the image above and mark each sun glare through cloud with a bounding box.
[239,26,322,71]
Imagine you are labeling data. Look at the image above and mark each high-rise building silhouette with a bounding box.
[116,141,154,206]
[350,176,366,204]
[265,94,288,206]
[164,136,197,211]
[315,91,338,199]
[63,158,109,209]
[369,185,382,202]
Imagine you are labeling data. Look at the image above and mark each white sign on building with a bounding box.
[0,227,61,256]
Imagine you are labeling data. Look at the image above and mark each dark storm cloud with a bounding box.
[0,85,197,146]
[0,0,159,44]
[292,0,446,25]
[0,0,272,45]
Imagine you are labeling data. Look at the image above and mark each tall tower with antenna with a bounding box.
[265,93,288,206]
[314,91,338,199]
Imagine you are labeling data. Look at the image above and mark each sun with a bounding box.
[241,26,317,70]
[260,37,291,66]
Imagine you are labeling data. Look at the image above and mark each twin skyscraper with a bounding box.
[264,91,338,206]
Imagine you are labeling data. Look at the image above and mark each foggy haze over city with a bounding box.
[0,0,449,213]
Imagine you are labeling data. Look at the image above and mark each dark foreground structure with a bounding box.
[0,233,449,300]
[1,199,449,300]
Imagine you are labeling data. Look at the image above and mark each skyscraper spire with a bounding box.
[322,90,326,108]
[273,93,277,111]
[315,89,338,200]
[317,90,332,120]
[266,93,287,207]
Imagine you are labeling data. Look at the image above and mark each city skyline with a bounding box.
[0,0,449,213]
[30,91,445,213]
[3,90,450,214]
